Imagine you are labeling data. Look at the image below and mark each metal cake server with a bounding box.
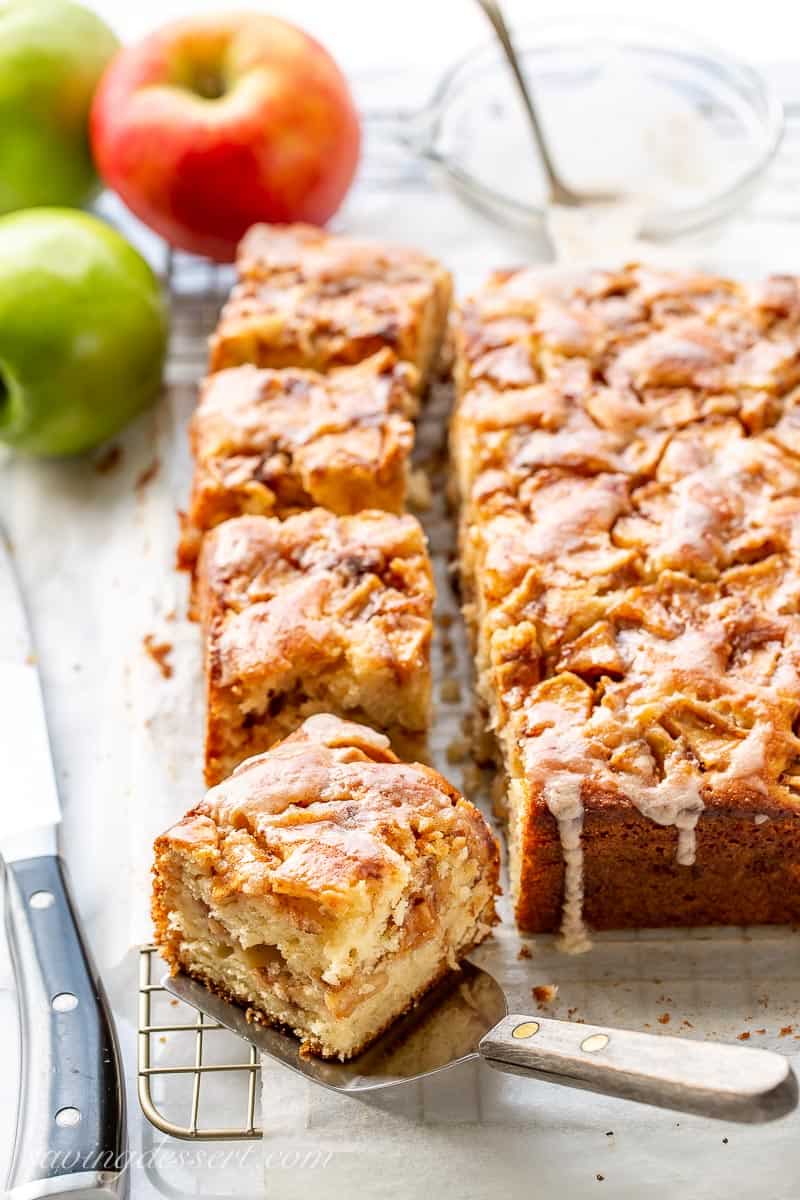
[166,957,797,1124]
[0,531,127,1200]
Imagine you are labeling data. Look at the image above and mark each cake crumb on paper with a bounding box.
[737,1031,751,1041]
[143,634,174,679]
[136,457,161,493]
[517,945,532,960]
[657,1013,670,1025]
[533,984,559,1006]
[780,1025,794,1037]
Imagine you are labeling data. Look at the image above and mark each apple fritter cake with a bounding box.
[209,223,452,389]
[453,264,800,945]
[178,350,417,567]
[152,714,499,1061]
[197,510,434,785]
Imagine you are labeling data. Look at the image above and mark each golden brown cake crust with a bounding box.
[197,510,434,784]
[453,263,800,936]
[179,350,418,567]
[453,264,800,513]
[156,713,499,916]
[209,223,452,386]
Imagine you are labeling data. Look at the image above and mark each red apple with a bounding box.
[90,12,360,261]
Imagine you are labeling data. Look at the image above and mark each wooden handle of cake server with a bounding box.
[479,1014,798,1123]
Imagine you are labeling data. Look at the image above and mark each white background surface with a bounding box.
[92,0,800,68]
[2,2,800,1198]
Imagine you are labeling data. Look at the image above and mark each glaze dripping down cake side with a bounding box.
[452,263,800,946]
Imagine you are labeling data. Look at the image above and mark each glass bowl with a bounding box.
[376,18,784,242]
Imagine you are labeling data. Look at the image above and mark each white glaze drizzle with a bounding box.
[542,759,706,954]
[543,775,592,955]
[625,773,705,867]
[722,725,770,794]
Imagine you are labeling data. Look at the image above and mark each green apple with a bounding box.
[0,0,119,213]
[0,209,169,456]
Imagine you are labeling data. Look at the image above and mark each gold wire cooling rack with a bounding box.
[137,946,261,1140]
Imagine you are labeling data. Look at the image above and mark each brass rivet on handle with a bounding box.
[512,1020,540,1039]
[581,1033,610,1053]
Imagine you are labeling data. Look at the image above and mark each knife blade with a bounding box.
[0,529,128,1200]
[0,532,60,858]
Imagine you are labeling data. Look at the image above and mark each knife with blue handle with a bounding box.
[0,531,127,1200]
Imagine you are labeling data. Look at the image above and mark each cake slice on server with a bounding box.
[196,509,434,785]
[152,715,499,1061]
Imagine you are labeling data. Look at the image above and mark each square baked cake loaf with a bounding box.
[178,350,417,567]
[152,714,499,1060]
[453,264,800,946]
[197,509,434,785]
[209,223,452,389]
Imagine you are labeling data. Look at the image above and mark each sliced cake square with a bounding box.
[209,223,452,389]
[197,510,434,785]
[179,350,417,567]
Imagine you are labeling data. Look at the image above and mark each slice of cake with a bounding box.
[178,350,417,568]
[209,223,452,390]
[152,714,500,1061]
[197,509,434,785]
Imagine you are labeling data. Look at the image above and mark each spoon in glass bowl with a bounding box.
[474,0,620,209]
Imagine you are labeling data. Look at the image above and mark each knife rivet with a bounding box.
[52,992,78,1013]
[55,1107,81,1128]
[512,1020,540,1039]
[29,890,54,910]
[581,1033,610,1053]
